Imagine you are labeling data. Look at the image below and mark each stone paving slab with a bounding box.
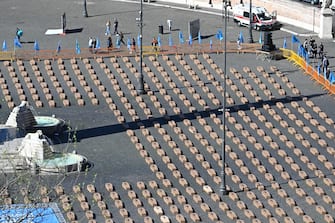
[1,1,335,223]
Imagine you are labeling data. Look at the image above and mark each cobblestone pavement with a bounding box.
[1,1,335,223]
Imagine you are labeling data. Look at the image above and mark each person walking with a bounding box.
[237,37,242,50]
[326,68,331,80]
[311,42,317,59]
[151,37,158,51]
[88,37,93,53]
[318,42,324,59]
[130,37,136,54]
[119,32,125,45]
[113,18,119,34]
[323,55,329,74]
[92,38,97,54]
[167,19,172,31]
[105,20,111,35]
[16,28,23,41]
[303,39,308,52]
[309,36,315,48]
[107,36,113,52]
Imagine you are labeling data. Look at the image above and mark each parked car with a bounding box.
[302,0,319,5]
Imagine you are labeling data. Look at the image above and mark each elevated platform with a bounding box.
[256,49,284,61]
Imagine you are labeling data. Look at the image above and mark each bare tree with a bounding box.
[0,129,88,223]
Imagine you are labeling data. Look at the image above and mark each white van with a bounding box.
[233,4,277,30]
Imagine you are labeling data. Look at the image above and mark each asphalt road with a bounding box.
[1,1,335,223]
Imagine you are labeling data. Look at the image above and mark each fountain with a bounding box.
[0,129,88,174]
[18,130,88,174]
[0,101,89,174]
[5,101,66,136]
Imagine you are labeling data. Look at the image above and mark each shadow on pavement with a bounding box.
[65,28,84,34]
[52,92,325,144]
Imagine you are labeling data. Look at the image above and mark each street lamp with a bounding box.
[220,0,229,196]
[248,0,254,43]
[83,0,88,17]
[136,0,145,94]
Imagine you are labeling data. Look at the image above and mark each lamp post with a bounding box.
[248,0,254,43]
[137,0,145,94]
[83,0,88,17]
[220,0,229,196]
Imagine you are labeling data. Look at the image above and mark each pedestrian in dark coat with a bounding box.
[107,36,113,52]
[114,18,119,34]
[130,37,136,54]
[92,38,97,54]
[88,37,93,53]
[120,32,125,45]
[318,43,324,59]
[323,55,329,74]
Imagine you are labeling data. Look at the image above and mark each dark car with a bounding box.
[302,0,319,5]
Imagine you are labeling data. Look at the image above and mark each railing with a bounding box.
[0,51,14,61]
[280,48,335,95]
[0,42,261,61]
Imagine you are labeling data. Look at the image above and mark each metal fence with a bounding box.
[281,48,335,95]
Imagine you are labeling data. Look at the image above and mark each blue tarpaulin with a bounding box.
[0,204,64,223]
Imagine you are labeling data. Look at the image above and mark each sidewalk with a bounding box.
[147,0,227,13]
[154,0,222,10]
[151,0,322,34]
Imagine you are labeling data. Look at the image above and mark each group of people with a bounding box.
[88,37,97,53]
[302,37,331,79]
[303,37,324,59]
[105,18,120,52]
[88,17,127,53]
[99,17,159,54]
[85,16,173,55]
[105,18,119,36]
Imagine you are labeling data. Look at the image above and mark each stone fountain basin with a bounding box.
[33,116,66,136]
[36,153,88,173]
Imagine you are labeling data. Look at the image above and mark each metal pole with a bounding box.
[137,0,145,94]
[83,0,88,17]
[220,0,228,196]
[313,8,315,33]
[249,0,254,43]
